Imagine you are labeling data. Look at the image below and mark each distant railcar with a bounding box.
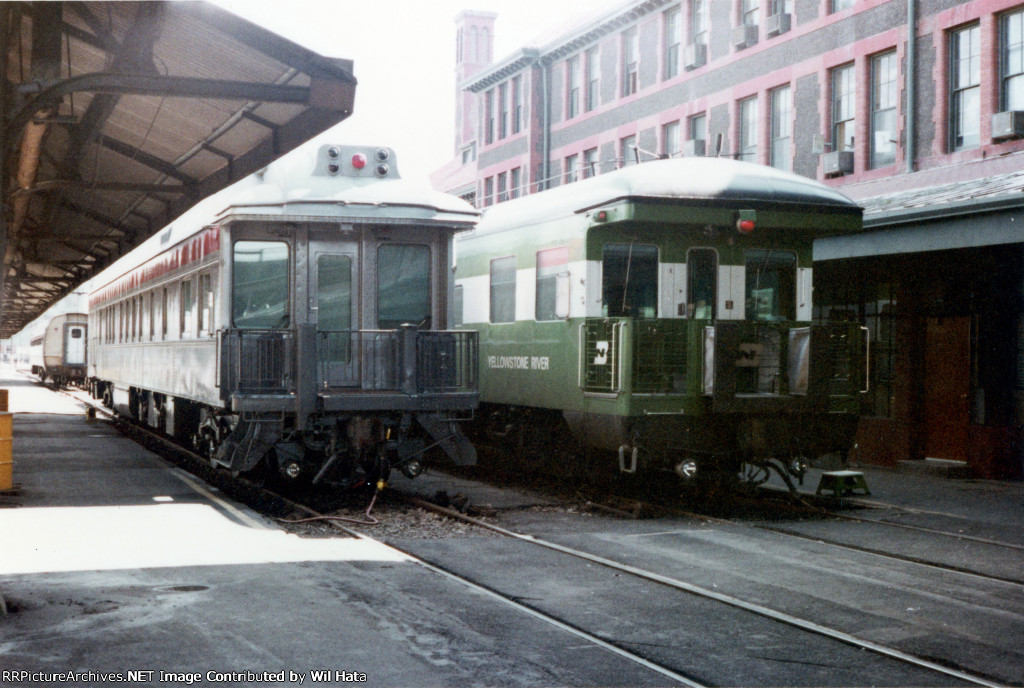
[29,313,88,388]
[456,157,866,487]
[89,145,479,488]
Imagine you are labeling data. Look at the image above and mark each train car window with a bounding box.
[744,250,797,321]
[232,241,290,329]
[161,288,169,339]
[686,248,717,319]
[180,279,194,337]
[148,292,155,340]
[454,285,464,328]
[378,244,431,329]
[602,243,658,318]
[489,255,517,323]
[536,246,569,321]
[199,272,214,335]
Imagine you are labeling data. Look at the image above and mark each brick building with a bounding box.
[432,0,1024,479]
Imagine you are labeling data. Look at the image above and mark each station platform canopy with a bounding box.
[1,2,356,337]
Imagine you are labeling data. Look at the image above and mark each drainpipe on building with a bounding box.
[905,0,916,174]
[540,60,552,192]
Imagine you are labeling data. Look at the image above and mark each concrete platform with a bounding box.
[0,368,673,686]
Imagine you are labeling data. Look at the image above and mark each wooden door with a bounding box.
[923,317,970,461]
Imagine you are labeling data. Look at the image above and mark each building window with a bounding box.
[770,0,792,17]
[620,135,637,167]
[483,177,494,207]
[831,63,856,152]
[565,154,579,184]
[1002,10,1024,110]
[950,24,981,151]
[485,89,495,144]
[583,148,599,178]
[741,0,759,27]
[622,28,639,96]
[489,256,516,323]
[831,0,855,12]
[663,121,681,157]
[689,113,707,152]
[770,85,791,171]
[511,167,522,199]
[512,76,524,133]
[497,172,508,202]
[586,47,600,111]
[567,55,581,119]
[498,83,509,139]
[739,96,758,163]
[665,7,681,80]
[461,142,477,164]
[870,51,898,168]
[536,246,569,321]
[691,0,708,45]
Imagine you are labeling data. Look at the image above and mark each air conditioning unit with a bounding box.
[684,43,707,70]
[682,139,707,157]
[991,111,1024,140]
[765,13,791,37]
[732,24,759,50]
[822,150,854,177]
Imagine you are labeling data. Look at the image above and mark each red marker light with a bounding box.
[351,153,367,169]
[737,219,756,234]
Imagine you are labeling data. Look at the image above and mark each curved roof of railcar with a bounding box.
[474,157,861,236]
[89,148,477,296]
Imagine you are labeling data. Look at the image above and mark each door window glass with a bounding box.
[232,241,289,329]
[687,248,717,319]
[318,254,352,362]
[602,243,658,318]
[378,244,430,329]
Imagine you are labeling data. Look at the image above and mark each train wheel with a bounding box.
[101,386,113,408]
[193,410,222,465]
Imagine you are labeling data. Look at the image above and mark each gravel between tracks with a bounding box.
[279,501,504,540]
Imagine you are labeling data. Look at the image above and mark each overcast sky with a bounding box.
[213,0,616,180]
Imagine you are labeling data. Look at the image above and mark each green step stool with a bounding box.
[816,470,870,497]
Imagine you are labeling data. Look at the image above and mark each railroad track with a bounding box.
[48,383,704,686]
[390,493,1005,688]
[44,381,1017,686]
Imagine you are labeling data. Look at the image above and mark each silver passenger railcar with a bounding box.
[29,312,88,387]
[89,145,479,487]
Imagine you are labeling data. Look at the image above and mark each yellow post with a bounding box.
[0,412,11,490]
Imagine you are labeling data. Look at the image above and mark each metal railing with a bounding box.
[316,328,478,394]
[220,329,295,394]
[579,318,863,400]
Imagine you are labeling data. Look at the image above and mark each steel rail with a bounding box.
[48,381,706,688]
[403,495,1005,688]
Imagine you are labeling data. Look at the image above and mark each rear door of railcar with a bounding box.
[65,323,86,365]
[309,236,359,388]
